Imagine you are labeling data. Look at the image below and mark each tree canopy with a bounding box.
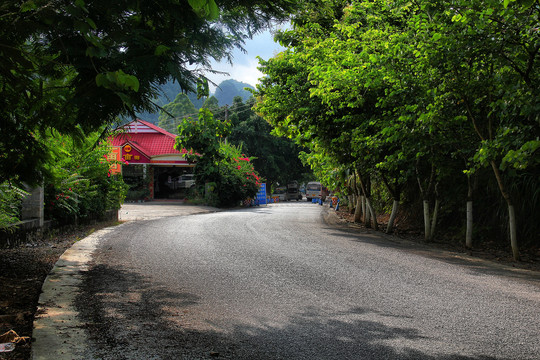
[0,0,298,185]
[227,97,311,189]
[174,108,260,207]
[254,0,539,258]
[158,93,197,133]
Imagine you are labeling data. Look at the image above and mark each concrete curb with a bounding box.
[32,225,125,360]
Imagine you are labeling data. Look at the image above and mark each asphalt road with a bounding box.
[76,202,540,359]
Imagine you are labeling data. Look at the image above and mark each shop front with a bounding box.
[110,120,195,200]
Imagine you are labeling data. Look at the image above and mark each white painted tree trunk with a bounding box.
[366,197,378,230]
[363,196,371,226]
[361,195,367,223]
[354,196,362,223]
[466,201,473,248]
[423,200,431,241]
[508,204,519,261]
[489,160,519,260]
[386,200,399,233]
[430,199,439,240]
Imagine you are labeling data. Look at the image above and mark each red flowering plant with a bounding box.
[175,109,262,207]
[224,146,262,201]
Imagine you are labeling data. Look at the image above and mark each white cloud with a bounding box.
[205,27,286,91]
[208,58,264,90]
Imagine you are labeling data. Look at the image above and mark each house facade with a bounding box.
[110,119,194,200]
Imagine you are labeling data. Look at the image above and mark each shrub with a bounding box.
[176,109,261,207]
[44,131,127,224]
[0,182,28,230]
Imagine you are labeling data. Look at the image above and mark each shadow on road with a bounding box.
[76,263,501,360]
[321,214,540,284]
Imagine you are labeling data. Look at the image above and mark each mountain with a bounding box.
[135,79,255,123]
[135,81,201,124]
[213,80,255,107]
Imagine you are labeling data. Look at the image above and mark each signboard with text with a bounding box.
[256,183,267,205]
[122,144,150,164]
[108,147,122,175]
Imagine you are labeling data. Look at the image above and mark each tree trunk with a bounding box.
[359,195,365,222]
[348,174,356,214]
[416,163,436,242]
[465,173,474,249]
[386,199,399,234]
[430,199,439,240]
[363,196,370,226]
[366,197,378,230]
[354,196,362,223]
[423,200,431,242]
[466,201,473,248]
[508,204,518,261]
[379,174,400,234]
[490,161,520,261]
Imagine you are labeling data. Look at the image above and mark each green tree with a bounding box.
[227,97,311,190]
[255,0,539,258]
[428,0,540,259]
[202,96,221,114]
[175,109,260,207]
[0,183,28,230]
[0,0,298,185]
[158,93,197,133]
[43,130,127,224]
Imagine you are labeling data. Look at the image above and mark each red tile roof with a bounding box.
[111,119,187,156]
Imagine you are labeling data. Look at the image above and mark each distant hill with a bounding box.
[214,79,255,107]
[136,81,203,124]
[135,79,254,124]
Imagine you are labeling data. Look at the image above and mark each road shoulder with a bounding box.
[321,205,540,284]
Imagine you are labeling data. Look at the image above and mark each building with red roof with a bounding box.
[110,119,195,200]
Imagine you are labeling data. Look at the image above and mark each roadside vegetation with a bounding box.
[254,0,539,260]
[0,0,297,227]
[174,108,262,207]
[1,1,537,259]
[156,94,313,202]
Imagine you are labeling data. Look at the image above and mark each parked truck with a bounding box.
[286,181,303,201]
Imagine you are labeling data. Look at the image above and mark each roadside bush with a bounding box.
[0,182,28,230]
[44,131,127,224]
[176,109,261,208]
[216,147,260,207]
[191,144,261,207]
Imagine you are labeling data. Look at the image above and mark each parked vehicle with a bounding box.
[271,186,288,201]
[286,181,302,201]
[305,181,328,202]
[178,174,195,188]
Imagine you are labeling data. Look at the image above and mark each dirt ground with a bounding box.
[0,207,539,360]
[0,222,118,360]
[334,207,540,272]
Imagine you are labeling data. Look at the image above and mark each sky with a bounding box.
[205,27,286,91]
